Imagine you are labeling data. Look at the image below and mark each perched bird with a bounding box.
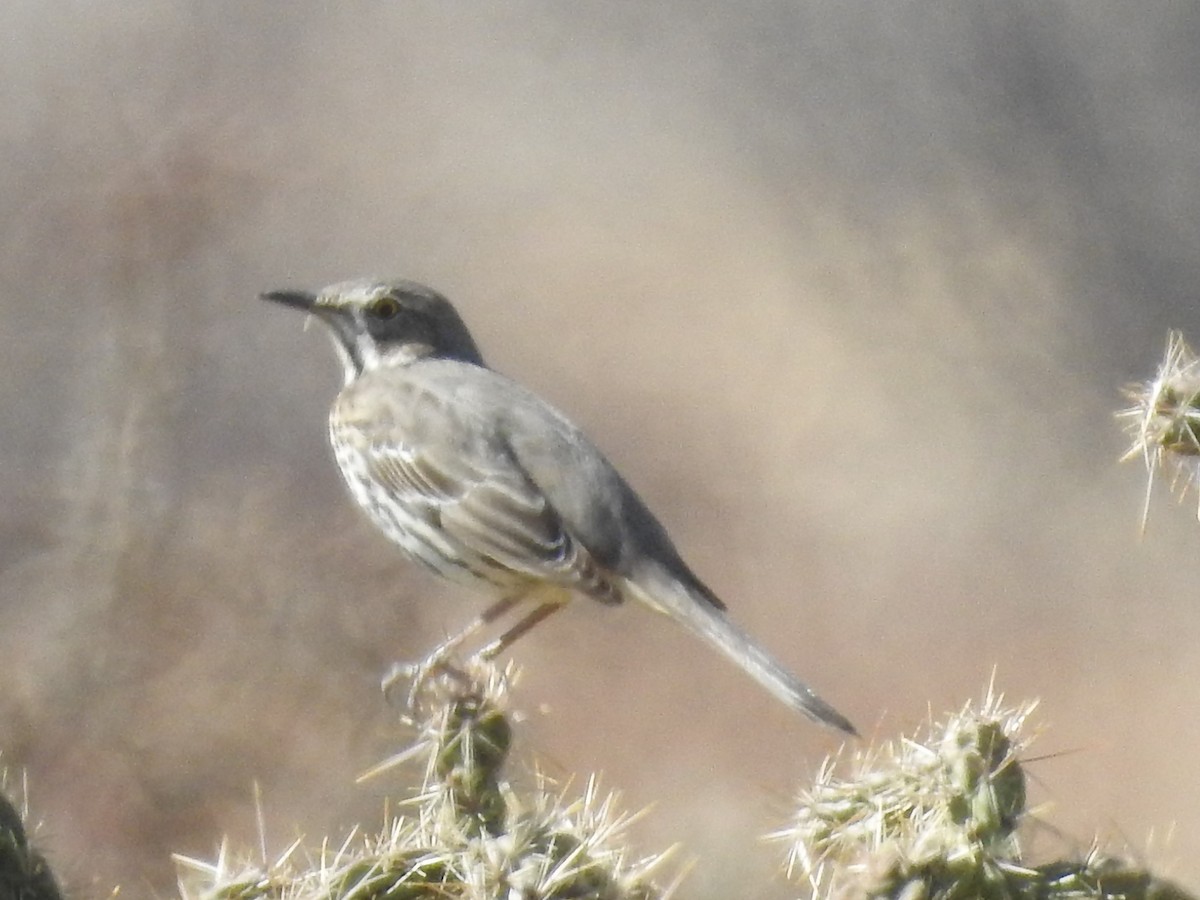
[261,279,856,734]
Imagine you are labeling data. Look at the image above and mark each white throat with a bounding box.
[332,330,430,385]
[328,329,379,385]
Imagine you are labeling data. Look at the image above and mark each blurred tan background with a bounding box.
[3,2,1199,896]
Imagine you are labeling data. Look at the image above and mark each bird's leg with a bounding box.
[476,598,567,661]
[383,593,526,708]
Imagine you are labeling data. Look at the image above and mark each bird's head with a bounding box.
[261,278,485,383]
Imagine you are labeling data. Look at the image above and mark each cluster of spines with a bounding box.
[772,688,1191,900]
[173,662,672,900]
[1119,329,1200,527]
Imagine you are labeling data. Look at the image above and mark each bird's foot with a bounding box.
[382,650,473,712]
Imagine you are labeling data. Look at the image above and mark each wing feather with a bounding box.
[332,371,622,602]
[354,436,618,601]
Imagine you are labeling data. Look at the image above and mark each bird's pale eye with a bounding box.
[371,296,401,320]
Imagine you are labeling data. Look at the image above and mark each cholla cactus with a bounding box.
[0,771,61,900]
[1119,330,1200,527]
[174,660,673,900]
[773,689,1194,900]
[773,688,1031,899]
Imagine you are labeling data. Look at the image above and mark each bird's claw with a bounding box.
[381,651,473,711]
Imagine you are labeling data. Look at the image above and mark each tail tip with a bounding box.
[799,693,859,737]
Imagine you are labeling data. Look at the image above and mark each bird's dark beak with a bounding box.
[261,289,319,312]
[261,287,360,372]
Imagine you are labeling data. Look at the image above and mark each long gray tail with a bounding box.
[630,566,858,736]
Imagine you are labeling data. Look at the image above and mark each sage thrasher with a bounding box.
[261,278,856,734]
